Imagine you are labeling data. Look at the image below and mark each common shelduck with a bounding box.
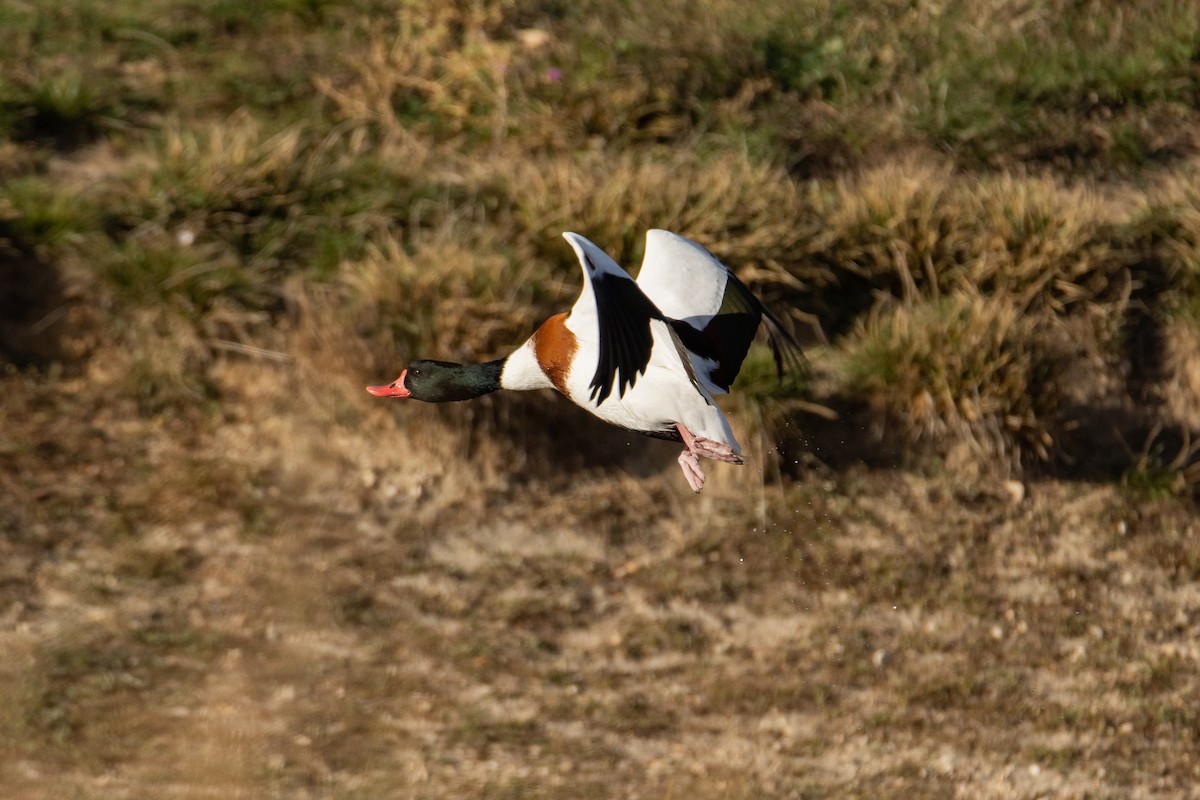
[367,230,802,492]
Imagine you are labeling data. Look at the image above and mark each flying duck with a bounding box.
[367,229,802,492]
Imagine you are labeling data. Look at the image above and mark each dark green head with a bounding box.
[366,358,504,403]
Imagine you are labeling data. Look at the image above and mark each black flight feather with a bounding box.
[668,267,804,392]
[587,259,663,404]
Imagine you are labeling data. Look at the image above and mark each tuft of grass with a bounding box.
[315,5,522,145]
[807,161,1130,333]
[1120,424,1200,501]
[333,225,548,371]
[0,68,115,147]
[1139,163,1200,296]
[843,293,1064,464]
[138,114,320,248]
[102,231,251,314]
[97,113,398,320]
[950,174,1122,310]
[0,176,94,253]
[0,0,171,147]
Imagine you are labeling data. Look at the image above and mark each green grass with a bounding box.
[0,69,113,146]
[0,176,94,252]
[916,0,1200,170]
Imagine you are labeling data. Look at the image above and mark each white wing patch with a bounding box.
[635,229,730,325]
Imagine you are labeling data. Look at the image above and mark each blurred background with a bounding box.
[2,1,1199,797]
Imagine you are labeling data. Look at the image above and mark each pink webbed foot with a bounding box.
[677,450,706,493]
[673,423,745,492]
[690,437,744,464]
[675,424,745,464]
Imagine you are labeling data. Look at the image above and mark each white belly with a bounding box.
[561,320,740,451]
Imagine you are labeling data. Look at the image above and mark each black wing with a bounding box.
[671,270,804,392]
[587,261,665,405]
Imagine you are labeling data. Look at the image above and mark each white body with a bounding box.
[558,232,740,453]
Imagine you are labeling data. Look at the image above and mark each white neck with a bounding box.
[499,339,554,391]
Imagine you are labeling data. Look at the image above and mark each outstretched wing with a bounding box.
[635,229,803,392]
[561,232,664,405]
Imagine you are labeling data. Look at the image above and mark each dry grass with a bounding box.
[843,293,1060,466]
[3,0,1200,797]
[808,161,1131,319]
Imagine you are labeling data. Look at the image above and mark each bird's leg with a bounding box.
[675,423,744,465]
